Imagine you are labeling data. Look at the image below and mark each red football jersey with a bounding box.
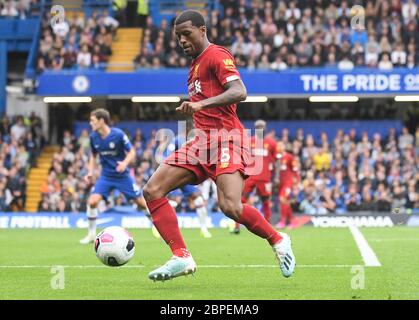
[277,151,299,186]
[188,44,244,133]
[249,136,277,181]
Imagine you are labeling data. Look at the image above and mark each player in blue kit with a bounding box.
[80,109,148,244]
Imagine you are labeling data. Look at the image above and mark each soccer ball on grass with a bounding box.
[94,226,135,267]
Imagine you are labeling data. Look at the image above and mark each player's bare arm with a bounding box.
[85,153,97,184]
[116,148,135,173]
[176,79,247,115]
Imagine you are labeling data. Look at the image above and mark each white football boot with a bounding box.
[272,232,296,278]
[79,234,95,244]
[149,255,197,281]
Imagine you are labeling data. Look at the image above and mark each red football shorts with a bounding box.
[164,134,252,184]
[278,184,292,200]
[243,178,272,197]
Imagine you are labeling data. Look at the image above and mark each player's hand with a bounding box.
[85,172,93,184]
[116,161,127,173]
[176,101,203,115]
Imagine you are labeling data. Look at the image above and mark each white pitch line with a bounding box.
[0,264,356,269]
[349,226,381,267]
[368,238,419,242]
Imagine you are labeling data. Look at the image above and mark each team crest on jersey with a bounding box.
[189,79,202,96]
[109,142,115,149]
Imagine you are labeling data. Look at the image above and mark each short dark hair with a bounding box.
[174,10,205,28]
[91,108,110,125]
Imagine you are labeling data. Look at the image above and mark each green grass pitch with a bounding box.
[1,227,418,300]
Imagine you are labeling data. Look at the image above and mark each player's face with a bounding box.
[277,141,285,153]
[90,116,102,132]
[174,21,205,58]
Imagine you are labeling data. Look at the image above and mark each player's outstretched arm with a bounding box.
[116,148,136,173]
[176,79,247,115]
[85,154,97,184]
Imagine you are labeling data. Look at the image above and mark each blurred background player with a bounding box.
[154,120,212,239]
[80,109,148,244]
[231,119,277,234]
[274,140,300,229]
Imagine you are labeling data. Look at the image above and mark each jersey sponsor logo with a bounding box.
[99,150,118,156]
[194,80,202,93]
[253,148,268,156]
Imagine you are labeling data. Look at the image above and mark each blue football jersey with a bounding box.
[90,127,133,178]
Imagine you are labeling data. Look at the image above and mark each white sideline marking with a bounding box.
[0,264,355,269]
[368,238,419,242]
[349,226,381,267]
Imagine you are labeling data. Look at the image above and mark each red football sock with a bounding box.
[279,203,288,224]
[287,204,294,224]
[262,200,271,223]
[146,198,190,258]
[238,204,282,245]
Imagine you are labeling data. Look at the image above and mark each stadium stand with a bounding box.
[36,7,116,72]
[0,0,417,216]
[132,0,419,70]
[27,0,419,71]
[32,119,417,215]
[0,113,45,212]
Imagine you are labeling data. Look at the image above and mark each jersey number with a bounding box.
[220,148,230,163]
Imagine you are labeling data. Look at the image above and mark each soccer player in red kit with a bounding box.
[274,140,300,229]
[143,10,295,281]
[232,120,277,234]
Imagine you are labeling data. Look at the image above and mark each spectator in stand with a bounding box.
[391,42,407,66]
[378,52,394,70]
[398,126,414,150]
[338,55,354,70]
[1,0,18,17]
[10,116,27,142]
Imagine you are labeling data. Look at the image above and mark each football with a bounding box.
[94,226,135,267]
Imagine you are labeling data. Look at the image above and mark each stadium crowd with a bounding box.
[36,9,118,72]
[134,0,419,70]
[36,123,418,215]
[30,0,419,71]
[0,0,41,18]
[0,113,45,212]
